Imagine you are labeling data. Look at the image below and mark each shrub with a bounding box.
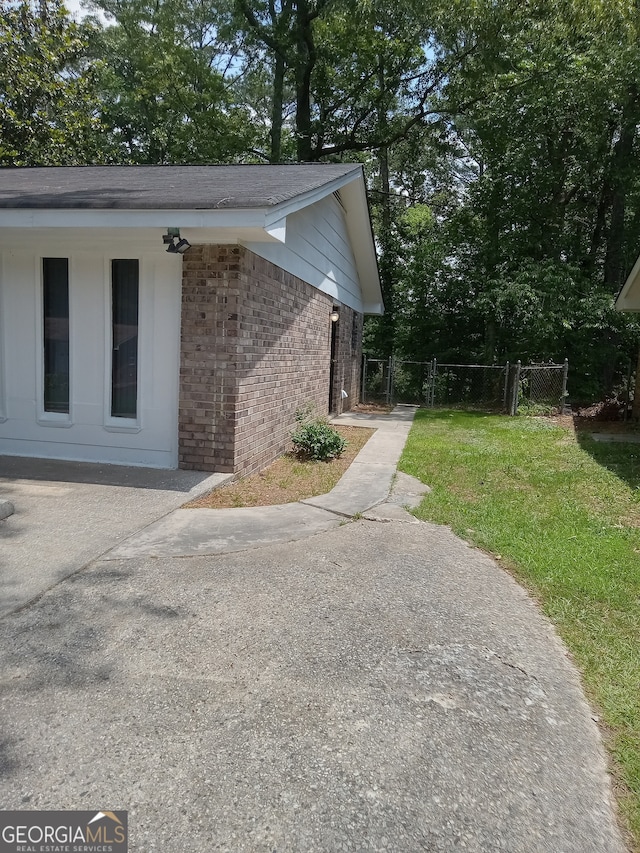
[291,418,347,461]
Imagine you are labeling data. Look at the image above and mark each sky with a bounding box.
[64,0,108,23]
[64,0,86,17]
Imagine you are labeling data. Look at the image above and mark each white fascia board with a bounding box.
[264,217,287,243]
[615,252,640,311]
[0,207,285,242]
[338,178,384,315]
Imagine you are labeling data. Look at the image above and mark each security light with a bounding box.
[174,238,191,254]
[163,229,191,254]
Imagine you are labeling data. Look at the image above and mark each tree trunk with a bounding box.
[270,52,285,163]
[294,0,315,162]
[604,92,637,291]
[376,61,395,357]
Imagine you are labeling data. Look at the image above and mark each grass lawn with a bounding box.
[400,409,640,849]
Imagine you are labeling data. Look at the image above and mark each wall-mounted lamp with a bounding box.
[163,228,191,254]
[330,308,340,323]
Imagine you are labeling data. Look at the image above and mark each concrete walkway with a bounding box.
[0,406,630,852]
[105,405,420,560]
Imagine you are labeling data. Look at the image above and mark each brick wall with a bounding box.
[178,245,240,472]
[232,250,334,476]
[178,244,364,474]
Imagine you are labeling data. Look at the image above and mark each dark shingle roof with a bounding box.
[0,164,362,210]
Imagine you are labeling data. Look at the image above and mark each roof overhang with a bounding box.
[0,166,384,315]
[615,253,640,311]
[0,207,286,244]
[261,169,383,314]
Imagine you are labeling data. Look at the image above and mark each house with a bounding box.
[616,257,640,312]
[0,165,383,475]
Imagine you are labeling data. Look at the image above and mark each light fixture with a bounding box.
[330,308,340,323]
[169,237,191,254]
[163,228,191,254]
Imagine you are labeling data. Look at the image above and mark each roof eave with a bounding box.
[615,252,640,311]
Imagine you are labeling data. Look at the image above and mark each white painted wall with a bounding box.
[0,232,182,467]
[244,194,364,313]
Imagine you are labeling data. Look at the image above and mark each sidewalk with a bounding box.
[104,405,423,560]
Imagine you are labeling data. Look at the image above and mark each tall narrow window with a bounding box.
[111,259,139,419]
[43,258,70,414]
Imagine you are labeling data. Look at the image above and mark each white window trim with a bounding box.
[103,254,143,434]
[36,255,73,428]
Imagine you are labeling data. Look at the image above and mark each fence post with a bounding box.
[430,358,437,407]
[386,355,393,404]
[625,358,632,422]
[561,358,569,413]
[361,354,367,404]
[503,361,510,412]
[510,360,522,415]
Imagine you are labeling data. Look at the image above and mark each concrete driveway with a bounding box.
[0,515,627,852]
[0,456,229,616]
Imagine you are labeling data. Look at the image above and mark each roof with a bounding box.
[0,164,362,210]
[0,163,384,315]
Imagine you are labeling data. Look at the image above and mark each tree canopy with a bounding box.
[2,0,640,400]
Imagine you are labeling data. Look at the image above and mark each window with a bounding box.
[43,258,70,414]
[111,260,139,419]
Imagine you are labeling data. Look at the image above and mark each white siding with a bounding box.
[0,233,182,467]
[244,194,363,312]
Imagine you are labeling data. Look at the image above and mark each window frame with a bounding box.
[103,256,143,433]
[37,256,73,427]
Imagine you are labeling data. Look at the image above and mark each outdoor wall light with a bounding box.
[167,237,191,254]
[163,228,191,254]
[330,308,340,322]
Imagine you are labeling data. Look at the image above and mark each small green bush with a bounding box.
[291,419,347,461]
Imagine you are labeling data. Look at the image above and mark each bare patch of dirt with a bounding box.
[350,402,394,414]
[184,425,374,509]
[545,407,640,436]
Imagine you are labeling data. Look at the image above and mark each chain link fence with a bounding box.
[362,357,569,414]
[507,361,569,415]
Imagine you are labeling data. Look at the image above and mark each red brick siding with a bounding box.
[178,244,364,474]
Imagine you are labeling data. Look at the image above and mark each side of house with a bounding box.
[0,165,382,473]
[179,244,362,476]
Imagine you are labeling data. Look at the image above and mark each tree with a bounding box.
[0,0,104,164]
[87,0,257,163]
[380,0,640,399]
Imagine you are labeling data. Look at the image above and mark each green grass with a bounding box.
[400,409,640,848]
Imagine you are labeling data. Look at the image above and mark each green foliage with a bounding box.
[294,402,316,424]
[291,416,347,461]
[3,0,640,404]
[87,0,257,163]
[363,0,640,401]
[516,400,557,417]
[0,0,105,164]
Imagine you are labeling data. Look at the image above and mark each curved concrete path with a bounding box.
[0,406,629,852]
[104,406,420,560]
